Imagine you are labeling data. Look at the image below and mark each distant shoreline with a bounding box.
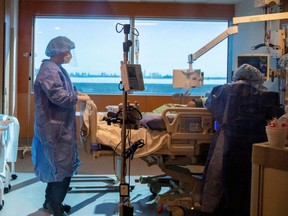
[73,80,224,96]
[71,77,226,85]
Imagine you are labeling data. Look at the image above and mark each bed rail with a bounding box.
[79,99,97,153]
[162,107,214,155]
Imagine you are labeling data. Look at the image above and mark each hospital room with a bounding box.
[1,0,288,215]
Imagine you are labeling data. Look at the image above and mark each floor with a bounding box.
[1,146,173,216]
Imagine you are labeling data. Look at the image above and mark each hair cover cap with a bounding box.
[45,36,75,57]
[232,63,264,85]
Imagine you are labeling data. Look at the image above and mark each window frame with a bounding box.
[32,16,230,96]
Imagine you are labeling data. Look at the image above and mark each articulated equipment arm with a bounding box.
[188,25,238,65]
[187,12,288,72]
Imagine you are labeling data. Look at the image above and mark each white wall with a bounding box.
[233,0,282,71]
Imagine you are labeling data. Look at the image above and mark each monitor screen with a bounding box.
[173,69,203,89]
[121,64,145,92]
[236,54,270,80]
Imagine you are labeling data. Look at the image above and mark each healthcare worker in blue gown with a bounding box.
[199,64,282,216]
[32,36,90,216]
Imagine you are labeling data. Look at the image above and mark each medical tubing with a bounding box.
[251,43,280,50]
[124,139,145,159]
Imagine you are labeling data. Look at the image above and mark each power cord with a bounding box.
[124,139,145,160]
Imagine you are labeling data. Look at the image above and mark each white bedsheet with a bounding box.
[80,103,214,161]
[96,117,168,158]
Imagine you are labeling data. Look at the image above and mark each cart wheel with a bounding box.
[149,183,161,196]
[11,174,17,180]
[4,185,10,194]
[0,200,4,210]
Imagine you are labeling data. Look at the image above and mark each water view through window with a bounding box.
[34,17,228,96]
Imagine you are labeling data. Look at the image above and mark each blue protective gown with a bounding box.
[201,82,281,216]
[32,59,80,183]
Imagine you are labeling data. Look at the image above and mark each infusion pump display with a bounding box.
[121,63,145,92]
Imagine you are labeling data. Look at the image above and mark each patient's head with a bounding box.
[187,101,196,107]
[232,63,265,88]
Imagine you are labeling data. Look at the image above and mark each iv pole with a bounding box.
[118,23,133,216]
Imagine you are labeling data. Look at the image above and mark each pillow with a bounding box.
[140,113,174,130]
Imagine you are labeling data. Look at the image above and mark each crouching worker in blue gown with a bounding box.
[199,64,283,216]
[32,36,90,216]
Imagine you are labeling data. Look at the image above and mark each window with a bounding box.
[34,17,228,96]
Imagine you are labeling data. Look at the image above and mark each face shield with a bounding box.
[66,49,78,67]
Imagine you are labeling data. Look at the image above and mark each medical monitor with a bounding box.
[121,63,145,92]
[173,69,203,89]
[236,54,270,80]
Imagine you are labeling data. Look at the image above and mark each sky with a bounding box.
[34,17,228,78]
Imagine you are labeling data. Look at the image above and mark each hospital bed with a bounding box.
[80,100,214,215]
[0,115,20,211]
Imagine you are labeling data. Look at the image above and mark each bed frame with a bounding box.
[80,101,215,215]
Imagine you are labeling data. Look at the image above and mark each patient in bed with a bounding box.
[199,64,283,216]
[187,98,206,108]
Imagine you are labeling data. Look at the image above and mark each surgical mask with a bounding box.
[63,53,72,64]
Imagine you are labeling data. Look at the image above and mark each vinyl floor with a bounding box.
[1,146,172,216]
